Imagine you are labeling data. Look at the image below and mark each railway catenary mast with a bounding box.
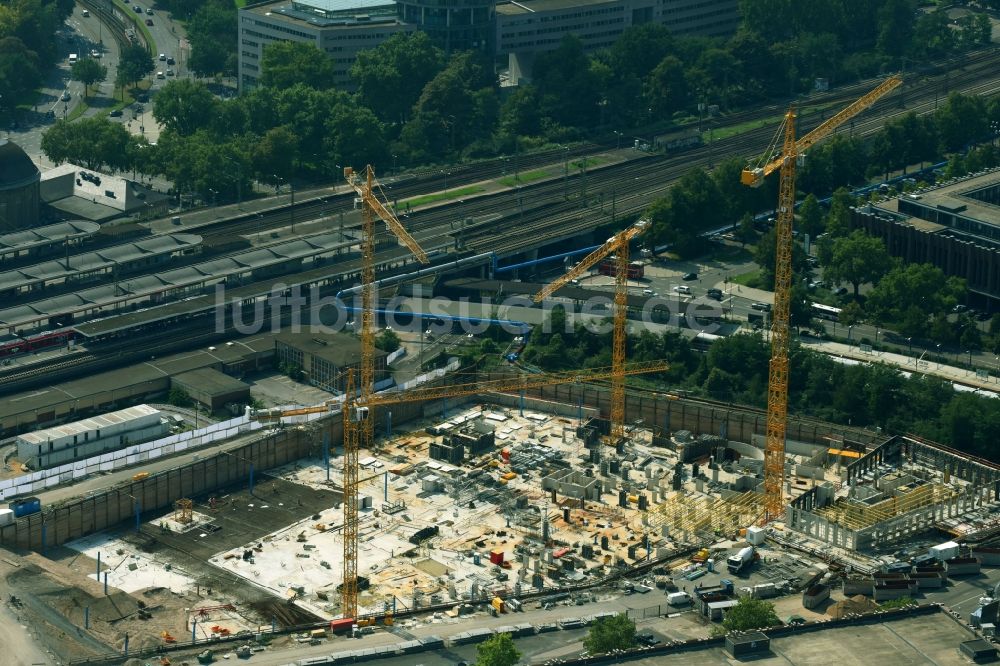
[740,75,902,520]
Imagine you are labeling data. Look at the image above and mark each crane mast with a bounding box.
[742,76,902,520]
[534,219,648,446]
[341,165,429,619]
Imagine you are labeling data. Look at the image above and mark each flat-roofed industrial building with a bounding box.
[16,404,168,469]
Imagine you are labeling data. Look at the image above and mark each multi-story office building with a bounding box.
[239,0,414,90]
[497,0,738,82]
[238,0,740,91]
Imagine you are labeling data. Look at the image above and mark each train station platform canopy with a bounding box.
[0,234,202,294]
[0,231,356,331]
[0,221,100,258]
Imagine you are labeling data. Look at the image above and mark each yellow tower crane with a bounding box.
[340,164,429,619]
[533,218,649,445]
[740,75,901,520]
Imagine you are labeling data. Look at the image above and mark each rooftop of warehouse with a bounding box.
[0,336,275,421]
[17,404,160,444]
[172,368,250,396]
[273,330,386,366]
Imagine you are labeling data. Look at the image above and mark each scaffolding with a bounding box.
[653,491,765,543]
[813,483,961,532]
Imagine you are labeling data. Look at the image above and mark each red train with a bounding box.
[597,260,644,279]
[0,329,76,359]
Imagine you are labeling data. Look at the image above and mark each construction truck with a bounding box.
[727,546,758,574]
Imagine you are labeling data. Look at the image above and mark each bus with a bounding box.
[810,302,842,322]
[598,260,644,279]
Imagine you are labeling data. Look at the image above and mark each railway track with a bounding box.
[181,47,1000,245]
[3,55,1000,390]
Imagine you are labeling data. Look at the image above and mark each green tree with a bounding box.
[70,58,107,97]
[797,194,823,240]
[187,0,237,77]
[475,632,520,666]
[825,187,854,238]
[116,42,154,93]
[646,55,690,116]
[260,41,335,90]
[41,116,136,172]
[351,32,445,125]
[752,227,810,290]
[877,0,916,59]
[867,263,966,327]
[825,230,893,298]
[583,613,635,654]
[401,51,497,159]
[375,329,401,353]
[253,126,299,184]
[533,35,602,128]
[0,37,41,108]
[911,9,956,59]
[735,212,756,247]
[839,301,864,326]
[648,168,723,257]
[325,102,388,172]
[168,387,193,407]
[152,79,218,136]
[716,596,780,635]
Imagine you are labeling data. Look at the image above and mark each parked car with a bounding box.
[834,286,848,296]
[751,302,771,312]
[133,5,142,12]
[166,69,174,76]
[159,53,166,61]
[166,56,175,65]
[682,272,698,281]
[707,288,723,300]
[109,109,123,117]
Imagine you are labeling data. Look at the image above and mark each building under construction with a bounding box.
[786,435,1000,551]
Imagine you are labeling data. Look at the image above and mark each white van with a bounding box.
[69,53,78,64]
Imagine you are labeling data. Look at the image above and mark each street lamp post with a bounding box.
[907,337,912,363]
[936,343,942,368]
[968,349,973,372]
[848,325,853,342]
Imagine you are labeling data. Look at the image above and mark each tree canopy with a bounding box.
[584,613,636,654]
[475,632,520,666]
[825,230,894,297]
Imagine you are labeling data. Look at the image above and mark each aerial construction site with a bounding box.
[3,73,1000,666]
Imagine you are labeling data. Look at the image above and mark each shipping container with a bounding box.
[489,549,504,565]
[329,618,354,634]
[0,509,13,527]
[10,497,40,518]
[725,631,770,657]
[929,541,960,561]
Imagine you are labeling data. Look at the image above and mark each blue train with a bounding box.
[9,497,41,518]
